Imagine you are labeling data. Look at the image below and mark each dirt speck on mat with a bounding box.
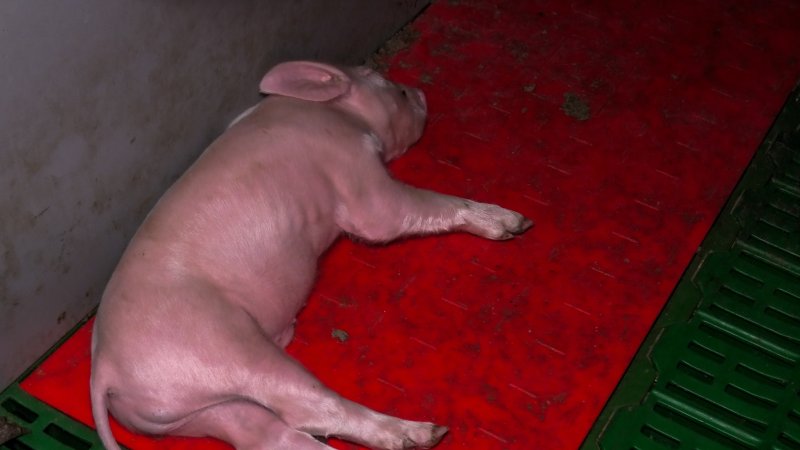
[561,92,591,121]
[331,328,350,343]
[0,416,26,445]
[364,23,421,73]
[419,73,434,84]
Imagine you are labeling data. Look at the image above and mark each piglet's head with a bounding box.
[259,60,427,161]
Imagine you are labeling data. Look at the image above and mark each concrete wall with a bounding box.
[0,0,428,389]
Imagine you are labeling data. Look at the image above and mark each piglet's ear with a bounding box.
[259,61,351,102]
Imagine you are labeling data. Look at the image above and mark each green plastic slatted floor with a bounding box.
[582,86,800,449]
[1,384,109,450]
[2,84,799,450]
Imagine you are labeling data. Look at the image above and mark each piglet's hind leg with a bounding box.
[172,400,333,450]
[236,340,447,449]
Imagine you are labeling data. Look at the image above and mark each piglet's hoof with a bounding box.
[414,424,448,449]
[463,201,534,240]
[399,423,448,449]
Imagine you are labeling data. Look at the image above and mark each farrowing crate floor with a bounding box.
[4,1,800,449]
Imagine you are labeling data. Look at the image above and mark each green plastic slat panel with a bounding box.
[583,86,800,450]
[0,384,113,450]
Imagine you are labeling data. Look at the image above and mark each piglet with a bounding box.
[91,60,532,450]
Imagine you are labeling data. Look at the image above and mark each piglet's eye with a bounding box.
[400,89,408,98]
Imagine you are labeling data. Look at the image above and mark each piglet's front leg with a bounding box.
[337,175,533,243]
[400,190,532,240]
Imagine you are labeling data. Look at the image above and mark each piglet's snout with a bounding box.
[410,87,427,114]
[404,86,428,134]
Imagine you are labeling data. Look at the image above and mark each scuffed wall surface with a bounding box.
[0,0,429,388]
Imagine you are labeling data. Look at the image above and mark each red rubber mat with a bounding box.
[20,1,800,449]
